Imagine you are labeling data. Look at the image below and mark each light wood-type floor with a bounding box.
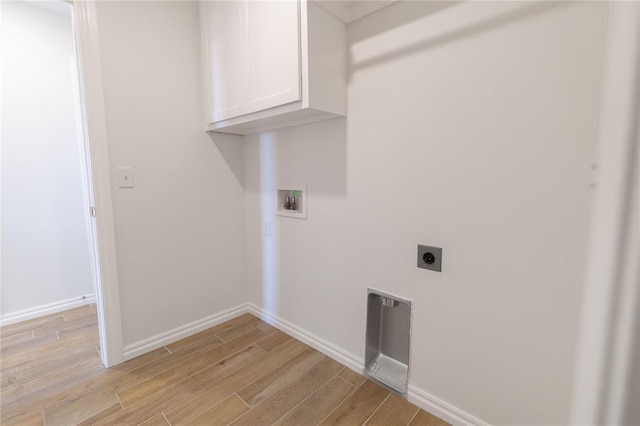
[0,305,448,426]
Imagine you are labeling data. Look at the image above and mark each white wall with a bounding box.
[623,307,640,425]
[244,2,607,424]
[94,1,246,347]
[1,2,94,319]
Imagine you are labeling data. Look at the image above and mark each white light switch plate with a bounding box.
[118,167,134,188]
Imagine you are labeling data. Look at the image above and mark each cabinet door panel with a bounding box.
[245,0,301,114]
[204,0,247,122]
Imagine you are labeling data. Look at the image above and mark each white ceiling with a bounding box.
[21,0,71,17]
[319,0,397,23]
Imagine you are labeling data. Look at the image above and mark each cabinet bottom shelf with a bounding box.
[205,104,344,135]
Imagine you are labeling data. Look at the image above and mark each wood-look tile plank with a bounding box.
[366,393,419,426]
[34,348,169,425]
[165,313,254,353]
[258,323,279,335]
[56,322,98,341]
[0,315,64,338]
[0,330,34,350]
[186,394,249,425]
[409,410,451,426]
[1,341,99,385]
[3,409,44,426]
[74,402,123,425]
[61,305,97,322]
[2,345,168,404]
[237,347,325,406]
[338,367,367,387]
[215,316,264,342]
[138,412,170,426]
[118,334,222,386]
[0,360,106,423]
[44,392,122,425]
[42,388,118,426]
[4,345,168,422]
[43,396,121,426]
[1,330,97,371]
[107,347,171,374]
[117,328,266,408]
[32,313,98,338]
[165,333,222,356]
[231,357,344,425]
[125,344,265,409]
[1,345,100,401]
[45,332,222,423]
[275,375,355,426]
[1,333,59,358]
[255,330,292,352]
[319,380,390,426]
[162,339,307,425]
[90,343,273,426]
[43,333,229,425]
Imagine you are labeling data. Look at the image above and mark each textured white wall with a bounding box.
[95,1,247,346]
[1,2,94,316]
[243,2,607,424]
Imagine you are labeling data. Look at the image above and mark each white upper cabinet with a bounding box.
[245,0,301,114]
[201,0,346,135]
[203,0,246,122]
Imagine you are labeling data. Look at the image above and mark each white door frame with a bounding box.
[570,2,640,424]
[70,0,124,367]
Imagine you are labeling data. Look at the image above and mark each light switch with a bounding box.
[118,167,134,188]
[263,219,272,236]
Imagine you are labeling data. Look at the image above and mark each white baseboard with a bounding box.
[246,302,364,373]
[122,303,249,361]
[247,303,488,426]
[0,294,96,327]
[408,385,488,426]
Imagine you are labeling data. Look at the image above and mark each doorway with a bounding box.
[1,0,106,363]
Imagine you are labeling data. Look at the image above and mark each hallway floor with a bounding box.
[0,306,448,425]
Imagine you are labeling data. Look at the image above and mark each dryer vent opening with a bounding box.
[365,289,411,395]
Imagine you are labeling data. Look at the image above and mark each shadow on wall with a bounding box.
[206,118,348,198]
[207,132,245,185]
[244,118,348,197]
[348,1,570,77]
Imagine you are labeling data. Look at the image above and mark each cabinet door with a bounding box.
[203,0,247,122]
[245,0,301,114]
